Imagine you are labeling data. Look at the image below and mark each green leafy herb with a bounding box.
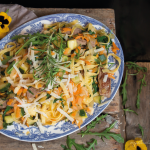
[92,79,99,94]
[0,83,11,92]
[78,121,124,143]
[6,60,15,74]
[3,121,13,129]
[136,74,146,109]
[27,86,34,95]
[61,136,97,150]
[1,56,13,65]
[126,62,147,74]
[75,48,81,60]
[80,114,108,137]
[138,124,144,137]
[94,59,100,64]
[97,36,108,43]
[26,58,33,65]
[88,30,95,35]
[123,108,138,115]
[21,108,25,116]
[3,106,13,119]
[85,139,97,150]
[120,70,128,105]
[105,39,112,54]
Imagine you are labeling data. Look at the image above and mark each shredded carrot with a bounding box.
[112,42,119,54]
[61,28,72,33]
[16,107,21,118]
[7,99,14,106]
[63,48,70,55]
[71,111,77,117]
[71,53,76,58]
[38,83,43,88]
[99,50,105,55]
[16,74,19,77]
[0,115,3,130]
[92,67,98,73]
[51,51,55,55]
[6,108,14,115]
[21,117,24,122]
[10,85,14,91]
[57,87,62,95]
[47,91,51,94]
[75,35,89,42]
[26,122,29,127]
[85,60,91,65]
[17,88,23,96]
[22,88,27,94]
[108,73,115,79]
[96,53,99,58]
[35,94,38,98]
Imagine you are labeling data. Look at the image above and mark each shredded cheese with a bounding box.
[57,108,74,122]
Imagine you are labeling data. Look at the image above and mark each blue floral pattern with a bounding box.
[0,13,124,142]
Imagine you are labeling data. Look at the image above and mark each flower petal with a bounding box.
[0,25,9,33]
[0,12,12,25]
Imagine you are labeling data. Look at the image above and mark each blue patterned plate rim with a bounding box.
[0,13,124,142]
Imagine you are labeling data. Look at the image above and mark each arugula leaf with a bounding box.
[94,59,100,64]
[26,58,33,65]
[78,121,124,143]
[79,109,86,116]
[120,70,128,105]
[1,56,13,65]
[67,136,85,150]
[92,78,99,94]
[138,124,144,137]
[80,114,108,137]
[6,60,16,74]
[123,108,138,115]
[88,30,95,35]
[85,139,97,150]
[97,36,108,43]
[136,74,146,109]
[126,62,147,73]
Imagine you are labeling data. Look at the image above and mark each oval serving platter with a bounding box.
[0,13,124,142]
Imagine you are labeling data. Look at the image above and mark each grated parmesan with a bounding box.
[57,108,74,122]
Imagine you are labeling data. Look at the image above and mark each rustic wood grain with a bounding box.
[125,62,150,149]
[0,8,123,150]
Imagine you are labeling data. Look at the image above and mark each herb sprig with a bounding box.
[138,124,144,137]
[123,108,138,115]
[78,121,124,143]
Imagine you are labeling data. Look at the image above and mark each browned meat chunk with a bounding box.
[76,38,87,46]
[98,68,111,98]
[72,28,82,35]
[27,87,41,99]
[0,99,8,109]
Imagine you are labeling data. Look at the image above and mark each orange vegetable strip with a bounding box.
[71,53,76,58]
[22,88,27,94]
[16,107,21,118]
[108,73,115,79]
[63,48,70,55]
[51,51,55,55]
[112,42,119,54]
[6,108,14,115]
[17,88,23,96]
[62,28,72,32]
[85,60,91,65]
[7,99,14,106]
[38,83,42,88]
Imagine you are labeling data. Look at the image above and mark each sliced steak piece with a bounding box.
[98,68,111,98]
[72,28,82,35]
[27,87,42,99]
[76,38,87,46]
[0,99,8,109]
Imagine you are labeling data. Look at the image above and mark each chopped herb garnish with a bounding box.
[27,86,34,95]
[138,124,144,137]
[123,108,138,115]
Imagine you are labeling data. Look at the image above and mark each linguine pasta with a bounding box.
[0,20,121,131]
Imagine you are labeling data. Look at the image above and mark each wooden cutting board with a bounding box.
[125,62,150,150]
[0,8,123,150]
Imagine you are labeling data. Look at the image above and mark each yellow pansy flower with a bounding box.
[125,138,147,150]
[0,11,12,39]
